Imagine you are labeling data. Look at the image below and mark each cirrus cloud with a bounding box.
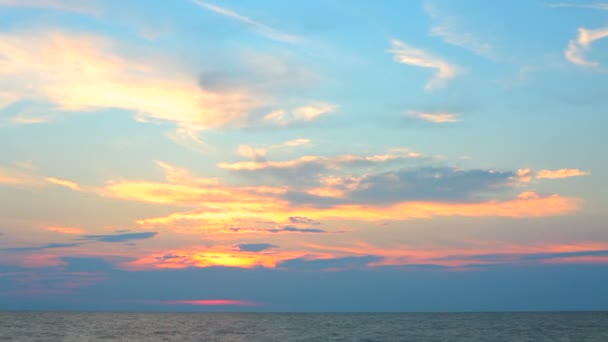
[389,39,460,90]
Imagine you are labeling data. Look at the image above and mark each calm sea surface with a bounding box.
[0,312,607,341]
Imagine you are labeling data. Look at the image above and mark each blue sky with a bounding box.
[0,0,607,311]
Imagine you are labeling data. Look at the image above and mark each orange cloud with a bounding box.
[0,167,38,185]
[47,177,80,191]
[136,191,579,228]
[304,241,608,268]
[537,169,590,179]
[126,246,312,270]
[0,31,261,129]
[218,151,419,170]
[99,162,581,233]
[47,226,84,234]
[160,299,258,306]
[263,103,337,126]
[406,111,460,123]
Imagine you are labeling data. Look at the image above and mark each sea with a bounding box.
[0,311,607,341]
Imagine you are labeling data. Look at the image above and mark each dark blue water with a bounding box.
[0,312,607,341]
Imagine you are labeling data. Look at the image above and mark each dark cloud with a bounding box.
[288,216,320,225]
[349,167,515,204]
[235,243,278,252]
[433,250,608,265]
[225,154,422,188]
[278,255,383,271]
[283,167,517,206]
[225,226,327,234]
[1,242,81,252]
[155,254,184,261]
[523,250,608,260]
[2,256,608,312]
[81,232,158,243]
[280,226,325,233]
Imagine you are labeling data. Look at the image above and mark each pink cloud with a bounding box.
[160,299,259,306]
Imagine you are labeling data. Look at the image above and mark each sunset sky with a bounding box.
[1,0,607,312]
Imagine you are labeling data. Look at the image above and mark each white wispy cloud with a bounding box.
[389,39,460,90]
[565,27,608,67]
[263,103,337,126]
[0,0,98,14]
[406,111,460,123]
[191,0,298,43]
[424,3,493,58]
[547,2,608,10]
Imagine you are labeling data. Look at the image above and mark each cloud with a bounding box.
[283,138,311,147]
[537,169,590,179]
[345,167,516,204]
[219,151,419,172]
[547,2,608,10]
[238,145,267,161]
[0,31,262,130]
[99,161,580,232]
[0,168,36,185]
[565,27,608,67]
[389,39,460,90]
[191,0,298,43]
[128,245,309,269]
[263,103,337,126]
[47,226,84,235]
[278,255,383,271]
[158,299,259,306]
[288,216,320,225]
[424,3,493,58]
[81,232,158,243]
[234,243,278,252]
[157,162,219,187]
[406,111,460,123]
[138,191,579,229]
[1,243,81,252]
[46,177,80,191]
[0,0,98,14]
[224,226,327,234]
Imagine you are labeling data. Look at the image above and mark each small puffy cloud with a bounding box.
[536,169,590,179]
[565,27,608,67]
[234,243,278,252]
[389,39,460,90]
[81,232,158,243]
[406,111,460,123]
[515,168,533,183]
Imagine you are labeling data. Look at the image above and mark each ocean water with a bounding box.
[0,312,607,341]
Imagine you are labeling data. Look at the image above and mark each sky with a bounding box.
[0,0,607,312]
